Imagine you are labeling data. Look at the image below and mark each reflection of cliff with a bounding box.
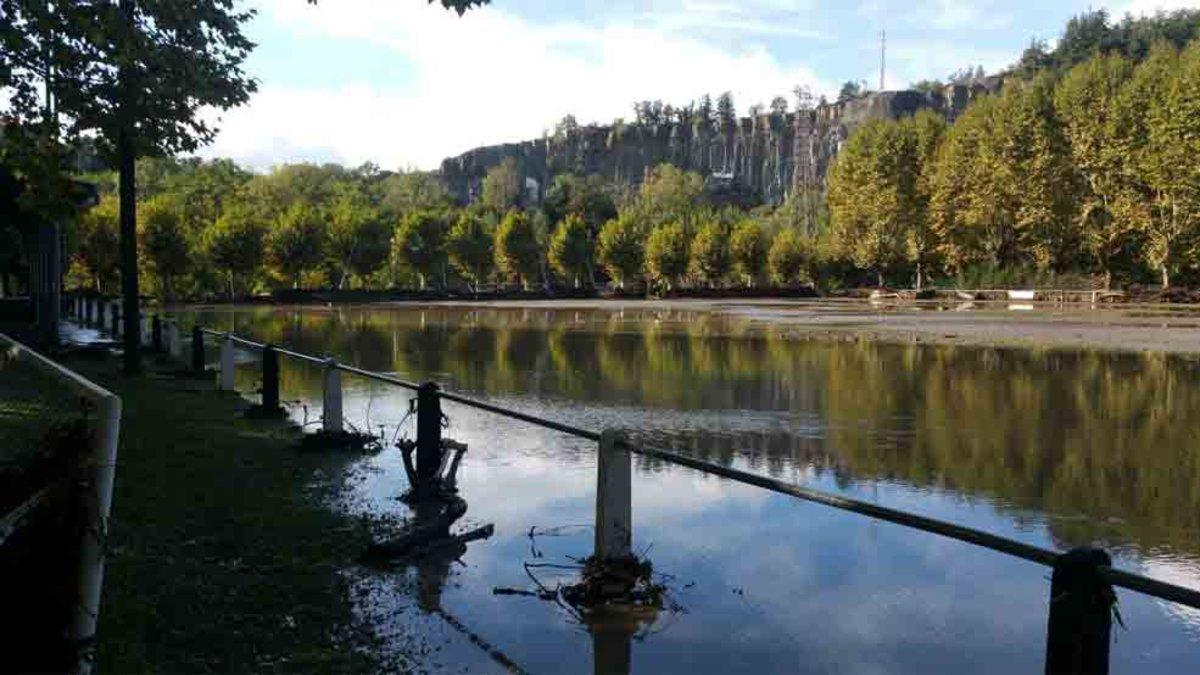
[440,84,998,207]
[199,306,1200,557]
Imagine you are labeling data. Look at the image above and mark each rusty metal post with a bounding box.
[1045,547,1114,675]
[191,326,205,374]
[415,382,442,492]
[151,315,163,352]
[595,429,632,561]
[261,345,281,414]
[219,334,235,391]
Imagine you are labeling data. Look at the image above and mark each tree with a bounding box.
[644,223,689,290]
[838,80,867,102]
[74,195,121,293]
[543,174,617,235]
[1130,41,1199,287]
[481,157,522,213]
[2,0,257,371]
[1055,52,1138,288]
[203,206,265,299]
[377,171,451,221]
[769,96,789,116]
[597,214,645,289]
[905,110,947,289]
[138,196,190,301]
[265,202,325,288]
[696,94,715,126]
[494,210,541,289]
[446,211,494,292]
[393,210,448,289]
[792,85,816,112]
[716,91,736,131]
[730,220,766,287]
[768,229,810,285]
[548,214,592,287]
[690,221,730,286]
[326,185,389,288]
[827,119,914,286]
[631,164,705,230]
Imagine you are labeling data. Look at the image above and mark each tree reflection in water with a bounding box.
[189,305,1200,561]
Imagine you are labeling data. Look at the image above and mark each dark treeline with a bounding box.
[15,9,1200,300]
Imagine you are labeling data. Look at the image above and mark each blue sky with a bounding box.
[200,0,1198,171]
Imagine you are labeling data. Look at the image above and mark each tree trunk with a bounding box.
[228,270,235,300]
[915,261,924,291]
[1161,265,1170,289]
[1103,268,1112,292]
[876,269,884,288]
[118,123,140,374]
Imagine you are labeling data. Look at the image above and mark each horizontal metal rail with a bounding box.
[191,326,1200,611]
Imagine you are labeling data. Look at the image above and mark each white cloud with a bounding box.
[201,0,832,171]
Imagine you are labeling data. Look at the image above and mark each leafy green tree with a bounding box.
[730,220,766,286]
[326,186,389,288]
[1056,52,1139,288]
[393,210,448,289]
[905,109,947,289]
[597,214,645,288]
[629,164,705,231]
[2,0,257,370]
[481,157,523,213]
[1130,41,1200,287]
[543,174,617,234]
[768,228,811,285]
[644,223,689,290]
[446,211,494,291]
[73,195,121,293]
[138,196,190,301]
[690,221,730,286]
[266,203,325,289]
[494,210,541,289]
[716,91,736,131]
[827,119,914,286]
[377,171,451,221]
[548,214,592,287]
[203,206,265,299]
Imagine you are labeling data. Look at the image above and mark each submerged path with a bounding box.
[10,351,382,672]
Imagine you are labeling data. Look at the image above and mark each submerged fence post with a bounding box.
[322,359,343,433]
[261,344,281,414]
[219,334,235,391]
[1045,547,1114,675]
[151,315,163,352]
[415,382,442,490]
[191,326,205,374]
[166,322,181,360]
[595,429,632,561]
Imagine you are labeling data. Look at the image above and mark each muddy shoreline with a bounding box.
[335,297,1200,355]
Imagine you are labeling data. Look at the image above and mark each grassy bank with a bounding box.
[3,344,381,672]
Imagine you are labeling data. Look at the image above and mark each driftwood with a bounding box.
[361,494,494,562]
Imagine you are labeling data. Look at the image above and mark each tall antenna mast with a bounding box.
[880,29,886,91]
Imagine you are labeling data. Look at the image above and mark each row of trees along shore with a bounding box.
[60,12,1200,300]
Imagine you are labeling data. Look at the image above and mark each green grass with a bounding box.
[1,352,382,673]
[0,354,79,469]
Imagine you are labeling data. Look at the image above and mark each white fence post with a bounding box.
[0,333,122,675]
[322,358,343,433]
[166,322,181,360]
[595,429,632,561]
[219,334,236,391]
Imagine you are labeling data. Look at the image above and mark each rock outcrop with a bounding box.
[439,81,1001,207]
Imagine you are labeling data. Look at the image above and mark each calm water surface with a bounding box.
[177,304,1200,673]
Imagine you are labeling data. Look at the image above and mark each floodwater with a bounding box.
[176,303,1200,673]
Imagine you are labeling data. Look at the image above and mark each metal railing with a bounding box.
[68,301,1200,673]
[0,330,122,675]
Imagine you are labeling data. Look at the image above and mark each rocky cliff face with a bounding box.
[439,81,999,207]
